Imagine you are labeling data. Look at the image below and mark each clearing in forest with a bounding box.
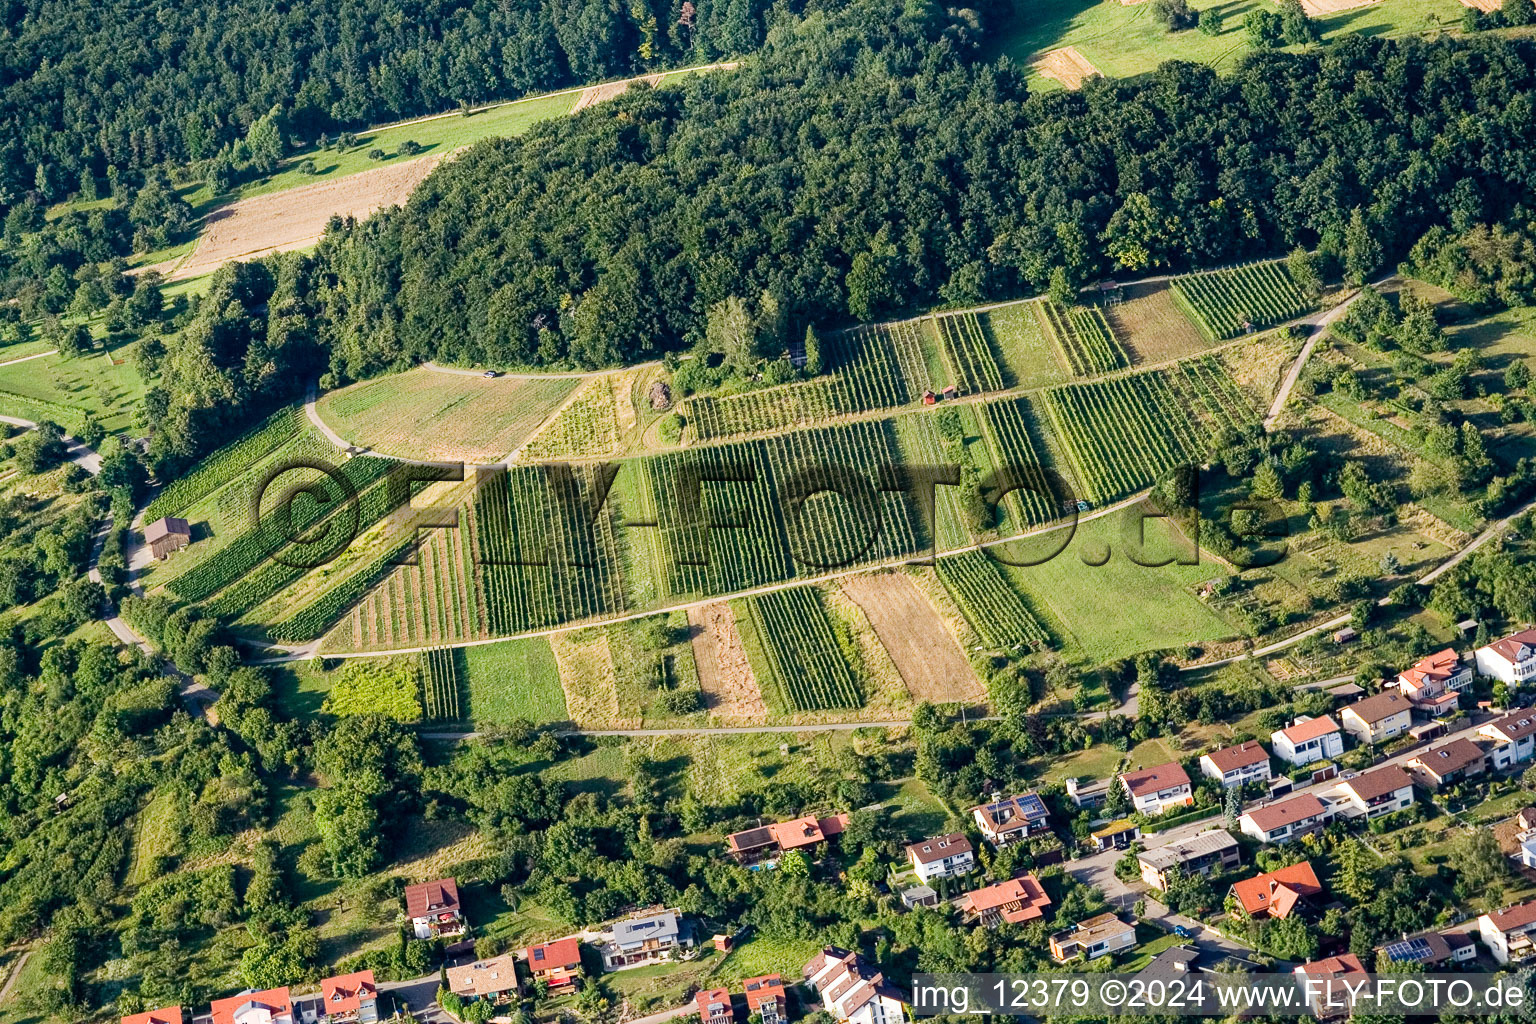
[174,155,447,278]
[1031,47,1101,90]
[840,574,981,704]
[573,74,664,111]
[315,367,579,462]
[1104,281,1210,363]
[686,602,767,721]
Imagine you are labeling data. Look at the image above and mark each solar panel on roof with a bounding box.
[1383,938,1434,963]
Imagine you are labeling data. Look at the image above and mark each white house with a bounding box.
[1049,914,1137,962]
[905,834,974,883]
[1119,762,1193,815]
[1136,830,1241,891]
[1518,830,1536,871]
[601,910,692,969]
[1339,692,1413,745]
[1271,715,1344,766]
[1199,741,1272,788]
[1239,793,1332,844]
[1479,711,1536,770]
[1327,766,1415,820]
[1478,899,1536,965]
[970,793,1050,846]
[1391,648,1472,717]
[1475,628,1536,686]
[803,948,905,1024]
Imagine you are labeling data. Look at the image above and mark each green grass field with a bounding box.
[999,509,1233,663]
[0,344,150,431]
[458,636,568,724]
[983,302,1071,390]
[994,0,1468,90]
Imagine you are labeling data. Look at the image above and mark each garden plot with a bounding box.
[1104,281,1211,363]
[686,603,767,721]
[840,573,981,703]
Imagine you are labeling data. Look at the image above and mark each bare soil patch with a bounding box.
[1031,47,1101,91]
[1459,0,1501,10]
[1105,281,1210,364]
[687,602,767,721]
[174,155,446,279]
[573,74,663,112]
[1300,0,1377,13]
[840,573,981,703]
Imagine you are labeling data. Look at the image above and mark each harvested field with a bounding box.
[573,74,663,111]
[1301,0,1377,12]
[1105,282,1210,364]
[315,367,579,462]
[1031,47,1100,91]
[840,573,982,704]
[687,602,767,721]
[173,155,446,279]
[1459,0,1500,10]
[551,629,626,727]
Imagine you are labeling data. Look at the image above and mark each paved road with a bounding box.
[0,348,57,368]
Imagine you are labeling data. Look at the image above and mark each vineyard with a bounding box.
[1169,260,1313,341]
[340,523,482,650]
[1168,354,1258,431]
[936,549,1051,650]
[420,647,464,720]
[518,376,620,460]
[933,312,1007,393]
[975,398,1061,530]
[1039,301,1129,375]
[267,535,414,642]
[746,587,863,711]
[1038,369,1210,505]
[687,320,933,441]
[143,407,303,522]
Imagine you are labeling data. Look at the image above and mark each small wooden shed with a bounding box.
[145,517,192,560]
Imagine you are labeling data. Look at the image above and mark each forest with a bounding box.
[292,3,1536,382]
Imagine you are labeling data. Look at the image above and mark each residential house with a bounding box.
[1479,711,1536,770]
[1064,777,1110,809]
[1089,819,1140,852]
[1199,742,1272,789]
[446,956,521,1003]
[1119,762,1193,816]
[1376,929,1478,968]
[1521,806,1536,832]
[124,1007,183,1024]
[969,793,1050,846]
[210,989,294,1024]
[743,976,787,1024]
[317,972,377,1024]
[1391,649,1472,717]
[899,884,938,910]
[1271,716,1344,766]
[145,517,192,560]
[802,948,905,1024]
[726,814,849,866]
[1478,899,1536,964]
[905,834,974,883]
[1339,692,1413,744]
[1239,794,1331,845]
[1136,830,1241,891]
[602,909,692,969]
[1475,628,1536,686]
[1293,954,1368,1019]
[1518,829,1536,871]
[1228,861,1323,921]
[695,988,733,1024]
[957,874,1052,927]
[1135,945,1201,981]
[404,878,465,940]
[1329,766,1415,820]
[526,937,582,994]
[1406,737,1487,789]
[1049,914,1137,962]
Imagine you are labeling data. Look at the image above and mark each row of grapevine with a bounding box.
[934,312,1006,393]
[936,549,1051,650]
[748,588,862,710]
[975,398,1060,529]
[1169,260,1313,340]
[1171,355,1256,432]
[168,455,395,603]
[144,407,304,521]
[687,321,933,442]
[1038,370,1209,504]
[1039,301,1128,375]
[266,537,413,642]
[420,647,463,720]
[519,378,619,459]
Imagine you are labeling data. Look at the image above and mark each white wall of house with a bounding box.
[1341,709,1411,745]
[1200,757,1272,788]
[1129,786,1191,816]
[1272,729,1343,766]
[911,850,973,883]
[1476,647,1536,686]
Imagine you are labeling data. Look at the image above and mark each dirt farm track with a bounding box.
[169,154,447,279]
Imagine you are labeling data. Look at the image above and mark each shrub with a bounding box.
[367,148,385,161]
[299,159,318,175]
[399,140,421,156]
[1197,9,1222,35]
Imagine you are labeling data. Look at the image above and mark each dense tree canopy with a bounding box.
[298,4,1536,377]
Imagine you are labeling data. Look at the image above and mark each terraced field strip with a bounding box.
[975,397,1059,529]
[840,573,980,703]
[1169,259,1314,341]
[1039,300,1129,375]
[144,406,304,521]
[421,646,463,720]
[1169,354,1258,431]
[933,311,1007,393]
[935,548,1051,650]
[746,587,862,711]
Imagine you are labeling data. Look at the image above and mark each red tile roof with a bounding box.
[320,971,376,1016]
[527,937,581,973]
[1277,715,1340,744]
[906,833,972,865]
[1398,648,1462,691]
[1243,794,1328,833]
[770,814,848,850]
[1483,629,1536,665]
[1298,953,1366,978]
[742,976,785,1012]
[1121,761,1191,798]
[404,878,460,919]
[1230,862,1323,918]
[1485,898,1536,932]
[1345,691,1411,724]
[1203,741,1269,773]
[960,873,1053,924]
[210,989,292,1024]
[123,1007,182,1024]
[1341,765,1413,801]
[695,987,732,1021]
